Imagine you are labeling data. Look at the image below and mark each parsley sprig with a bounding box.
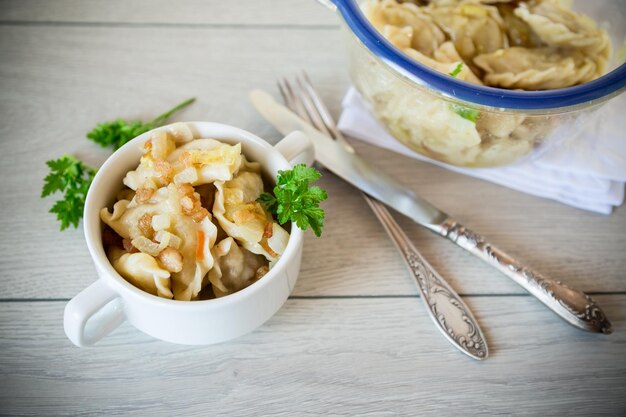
[43,97,196,230]
[258,164,328,237]
[41,155,96,230]
[87,97,195,149]
[447,63,480,124]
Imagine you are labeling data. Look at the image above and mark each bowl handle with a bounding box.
[274,131,315,167]
[64,280,125,347]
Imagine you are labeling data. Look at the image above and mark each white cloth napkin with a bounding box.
[338,88,626,214]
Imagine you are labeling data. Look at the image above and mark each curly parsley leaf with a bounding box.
[42,155,96,230]
[257,164,328,237]
[86,97,195,149]
[257,192,278,215]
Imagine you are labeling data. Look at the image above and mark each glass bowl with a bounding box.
[322,0,626,167]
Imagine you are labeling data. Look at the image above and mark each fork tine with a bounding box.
[278,78,298,117]
[282,78,309,121]
[279,73,351,153]
[297,72,355,153]
[277,80,293,112]
[278,77,327,171]
[300,72,344,141]
[294,77,334,138]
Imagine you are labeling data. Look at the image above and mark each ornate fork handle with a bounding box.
[431,219,612,334]
[366,199,488,360]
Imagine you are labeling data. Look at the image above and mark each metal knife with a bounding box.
[250,89,613,334]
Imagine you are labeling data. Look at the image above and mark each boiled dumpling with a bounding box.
[207,237,268,298]
[494,2,543,48]
[514,1,611,56]
[474,46,597,90]
[123,123,196,190]
[170,216,217,301]
[124,136,243,191]
[238,153,263,175]
[374,86,482,154]
[101,183,218,301]
[213,171,289,261]
[427,2,508,66]
[477,112,525,141]
[381,24,414,50]
[165,122,195,144]
[100,184,182,241]
[364,0,446,57]
[123,130,177,190]
[413,41,483,84]
[168,139,243,186]
[214,171,268,244]
[514,0,610,77]
[109,248,173,299]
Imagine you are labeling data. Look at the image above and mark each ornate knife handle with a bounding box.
[366,199,488,360]
[432,219,612,334]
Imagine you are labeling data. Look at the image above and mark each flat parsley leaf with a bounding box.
[257,164,328,237]
[86,97,195,149]
[447,63,480,123]
[42,155,96,230]
[86,119,150,150]
[449,63,464,77]
[450,104,480,124]
[44,98,197,231]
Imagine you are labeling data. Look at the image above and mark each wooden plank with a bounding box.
[1,25,625,300]
[0,296,625,416]
[0,0,338,26]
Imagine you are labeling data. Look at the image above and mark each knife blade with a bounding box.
[250,88,613,334]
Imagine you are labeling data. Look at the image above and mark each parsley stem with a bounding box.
[149,97,196,126]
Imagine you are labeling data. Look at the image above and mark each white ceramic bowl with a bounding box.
[64,122,314,346]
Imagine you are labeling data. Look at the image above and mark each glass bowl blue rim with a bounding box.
[331,0,626,110]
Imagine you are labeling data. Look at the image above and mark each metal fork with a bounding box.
[278,73,489,360]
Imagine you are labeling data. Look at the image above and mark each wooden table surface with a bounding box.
[1,1,625,415]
